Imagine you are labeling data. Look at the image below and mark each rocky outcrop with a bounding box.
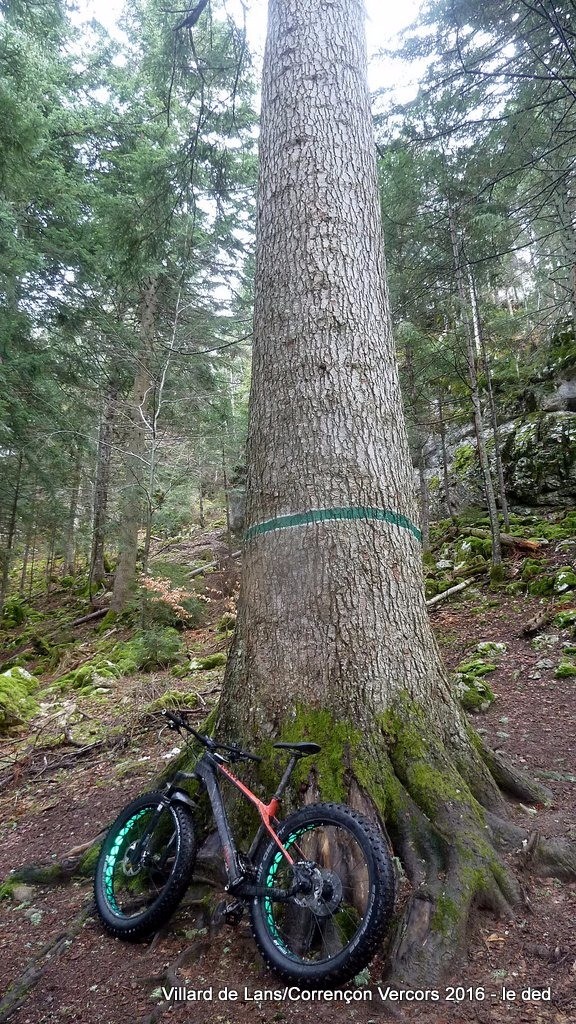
[424,410,576,514]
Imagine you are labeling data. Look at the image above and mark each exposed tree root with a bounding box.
[323,704,574,986]
[0,901,93,1023]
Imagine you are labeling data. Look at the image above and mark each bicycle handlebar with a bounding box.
[161,709,262,762]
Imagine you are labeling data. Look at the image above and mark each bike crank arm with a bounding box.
[228,881,308,902]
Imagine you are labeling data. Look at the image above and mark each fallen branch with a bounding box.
[188,550,241,578]
[466,528,542,553]
[426,579,473,609]
[67,608,109,627]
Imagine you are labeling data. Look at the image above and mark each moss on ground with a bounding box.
[192,652,227,670]
[145,690,199,712]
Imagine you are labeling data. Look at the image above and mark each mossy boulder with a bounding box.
[528,575,555,596]
[553,609,576,628]
[554,567,576,593]
[145,690,199,712]
[453,673,496,712]
[476,641,507,656]
[521,557,547,581]
[0,667,40,732]
[555,661,576,678]
[54,660,119,693]
[452,651,500,713]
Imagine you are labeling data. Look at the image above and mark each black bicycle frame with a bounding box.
[167,748,302,897]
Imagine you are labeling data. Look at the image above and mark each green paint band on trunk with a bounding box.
[245,506,422,543]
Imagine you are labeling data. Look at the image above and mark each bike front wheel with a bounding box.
[94,790,196,941]
[250,802,395,985]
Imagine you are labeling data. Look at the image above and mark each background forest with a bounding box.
[1,0,575,613]
[1,0,575,622]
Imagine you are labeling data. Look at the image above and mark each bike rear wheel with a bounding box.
[250,802,395,985]
[94,790,196,941]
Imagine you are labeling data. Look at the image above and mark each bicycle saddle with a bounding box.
[273,742,321,757]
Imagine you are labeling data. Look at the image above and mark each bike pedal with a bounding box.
[224,900,244,926]
[213,899,244,928]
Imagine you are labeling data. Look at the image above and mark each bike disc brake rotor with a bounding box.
[121,841,144,877]
[293,865,343,917]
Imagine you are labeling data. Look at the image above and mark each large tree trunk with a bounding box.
[216,0,572,986]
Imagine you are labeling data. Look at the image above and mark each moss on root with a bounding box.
[77,844,101,877]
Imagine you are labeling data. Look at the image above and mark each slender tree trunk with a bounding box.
[213,0,564,986]
[448,207,502,565]
[111,277,158,613]
[468,271,510,531]
[418,445,430,553]
[19,523,32,596]
[437,393,455,520]
[28,509,38,600]
[555,170,576,334]
[63,454,82,576]
[91,386,117,586]
[45,526,56,594]
[221,446,233,558]
[0,453,23,609]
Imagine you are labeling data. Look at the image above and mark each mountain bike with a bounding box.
[93,709,395,985]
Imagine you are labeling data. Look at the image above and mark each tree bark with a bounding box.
[213,0,566,986]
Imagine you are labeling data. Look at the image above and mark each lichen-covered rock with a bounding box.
[501,412,576,506]
[421,411,576,513]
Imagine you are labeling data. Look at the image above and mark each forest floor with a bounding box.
[1,516,576,1024]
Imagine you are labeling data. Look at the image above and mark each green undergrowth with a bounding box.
[48,627,188,695]
[425,509,575,602]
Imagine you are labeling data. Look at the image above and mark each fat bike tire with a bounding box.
[249,802,395,986]
[93,790,196,941]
